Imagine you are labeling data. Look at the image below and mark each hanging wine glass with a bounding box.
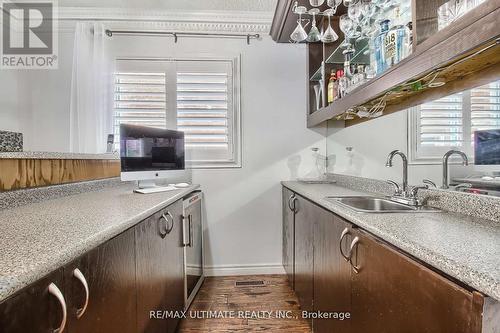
[290,6,308,42]
[339,14,354,48]
[321,9,339,43]
[347,0,362,38]
[307,9,321,42]
[327,0,343,13]
[309,0,325,6]
[344,0,354,7]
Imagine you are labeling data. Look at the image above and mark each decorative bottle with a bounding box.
[327,70,336,104]
[386,6,411,68]
[375,19,390,75]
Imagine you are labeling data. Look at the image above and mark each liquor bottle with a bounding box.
[327,70,336,104]
[374,19,390,75]
[386,6,411,67]
[334,69,342,100]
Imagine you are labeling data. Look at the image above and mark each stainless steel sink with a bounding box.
[326,196,439,213]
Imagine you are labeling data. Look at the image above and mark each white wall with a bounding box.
[1,27,326,274]
[109,36,326,274]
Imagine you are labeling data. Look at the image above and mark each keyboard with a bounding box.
[134,186,178,194]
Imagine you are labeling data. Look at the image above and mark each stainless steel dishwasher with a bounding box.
[182,191,204,309]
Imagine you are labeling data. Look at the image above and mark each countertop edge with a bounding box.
[281,181,500,302]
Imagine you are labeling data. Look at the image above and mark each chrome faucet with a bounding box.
[386,150,409,196]
[442,150,469,189]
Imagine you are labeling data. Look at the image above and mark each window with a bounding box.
[409,81,500,163]
[114,58,241,168]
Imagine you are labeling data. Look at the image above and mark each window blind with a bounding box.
[470,81,500,135]
[418,93,463,147]
[113,72,167,145]
[176,72,229,149]
[411,80,500,162]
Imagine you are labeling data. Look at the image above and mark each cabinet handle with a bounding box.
[339,228,350,262]
[288,195,298,213]
[287,194,294,211]
[48,283,67,333]
[188,214,193,247]
[166,211,175,234]
[348,236,360,274]
[72,268,89,319]
[159,214,168,238]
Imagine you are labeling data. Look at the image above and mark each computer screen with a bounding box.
[120,124,185,172]
[474,129,500,165]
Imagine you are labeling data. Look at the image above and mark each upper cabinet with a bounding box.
[270,0,500,128]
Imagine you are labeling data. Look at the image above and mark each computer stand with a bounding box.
[133,180,177,194]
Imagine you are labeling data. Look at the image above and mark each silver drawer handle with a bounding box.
[287,194,295,211]
[339,228,350,262]
[290,196,298,212]
[159,214,168,238]
[48,283,67,333]
[72,268,89,319]
[348,236,360,273]
[166,211,174,234]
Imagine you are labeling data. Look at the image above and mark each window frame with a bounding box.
[114,55,242,169]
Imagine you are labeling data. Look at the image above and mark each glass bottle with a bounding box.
[374,19,390,75]
[327,70,336,104]
[386,6,410,67]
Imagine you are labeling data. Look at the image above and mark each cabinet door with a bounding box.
[350,229,483,333]
[282,187,295,288]
[294,194,314,321]
[164,199,185,333]
[314,214,352,333]
[0,270,66,333]
[135,208,171,333]
[69,228,137,333]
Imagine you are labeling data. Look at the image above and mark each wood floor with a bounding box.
[177,275,311,332]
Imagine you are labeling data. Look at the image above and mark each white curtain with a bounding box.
[70,22,114,154]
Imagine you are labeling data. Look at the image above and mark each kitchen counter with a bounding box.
[282,181,500,301]
[0,183,199,303]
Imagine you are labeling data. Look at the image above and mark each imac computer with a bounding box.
[120,124,188,194]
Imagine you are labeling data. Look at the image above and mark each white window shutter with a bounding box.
[114,72,167,147]
[470,81,500,135]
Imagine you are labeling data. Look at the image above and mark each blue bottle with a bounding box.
[374,20,390,75]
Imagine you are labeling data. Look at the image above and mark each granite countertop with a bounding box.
[0,151,120,160]
[0,183,199,303]
[282,181,500,301]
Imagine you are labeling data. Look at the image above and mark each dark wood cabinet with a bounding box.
[281,185,487,333]
[0,270,65,333]
[135,208,171,333]
[349,228,483,333]
[293,195,314,322]
[162,199,185,333]
[0,198,190,333]
[71,228,137,333]
[282,187,295,288]
[136,199,185,333]
[313,214,352,333]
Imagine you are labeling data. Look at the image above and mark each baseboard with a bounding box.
[204,263,285,276]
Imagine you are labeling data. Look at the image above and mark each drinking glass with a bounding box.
[343,0,354,7]
[290,6,308,42]
[321,9,339,43]
[310,0,325,6]
[307,9,321,42]
[339,14,354,48]
[348,0,362,38]
[327,0,343,13]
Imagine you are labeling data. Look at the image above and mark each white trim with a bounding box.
[204,263,286,277]
[57,7,272,34]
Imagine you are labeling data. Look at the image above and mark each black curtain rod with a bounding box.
[104,29,260,45]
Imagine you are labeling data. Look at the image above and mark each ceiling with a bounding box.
[58,0,278,12]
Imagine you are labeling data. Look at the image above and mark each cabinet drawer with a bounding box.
[350,229,483,333]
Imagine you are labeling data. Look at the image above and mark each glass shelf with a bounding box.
[310,64,322,82]
[325,39,370,65]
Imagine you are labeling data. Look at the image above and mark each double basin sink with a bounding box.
[326,196,439,213]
